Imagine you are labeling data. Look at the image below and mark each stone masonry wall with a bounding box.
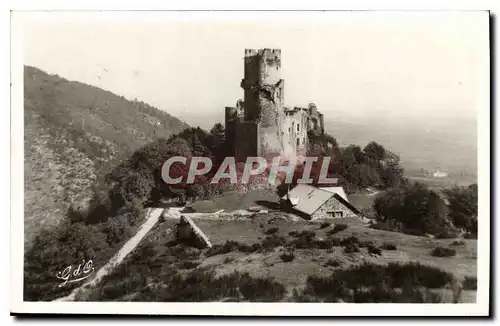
[311,196,358,220]
[241,49,284,158]
[235,121,259,161]
[226,49,324,161]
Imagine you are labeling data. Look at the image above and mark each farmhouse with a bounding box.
[281,184,361,220]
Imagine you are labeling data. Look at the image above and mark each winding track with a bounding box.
[53,207,182,302]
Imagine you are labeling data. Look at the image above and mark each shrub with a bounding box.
[435,229,459,239]
[99,276,147,301]
[238,243,262,253]
[261,235,287,251]
[450,240,465,246]
[264,227,279,235]
[367,244,382,256]
[280,251,295,262]
[319,222,331,229]
[288,237,311,249]
[381,243,397,250]
[205,241,240,257]
[23,221,112,301]
[431,246,456,257]
[179,261,200,269]
[325,259,341,267]
[207,237,289,255]
[128,197,146,225]
[330,237,342,246]
[259,223,264,229]
[464,232,477,239]
[340,236,359,246]
[462,276,477,290]
[165,269,286,302]
[385,262,453,289]
[313,239,334,250]
[288,231,298,237]
[170,245,201,260]
[287,236,334,250]
[299,261,453,302]
[327,223,348,235]
[237,274,286,302]
[343,242,360,254]
[359,240,375,248]
[351,285,442,303]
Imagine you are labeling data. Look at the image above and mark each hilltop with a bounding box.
[23,66,189,247]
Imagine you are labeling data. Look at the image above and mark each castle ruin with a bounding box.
[225,49,324,161]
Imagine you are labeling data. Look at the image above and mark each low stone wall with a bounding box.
[177,215,213,248]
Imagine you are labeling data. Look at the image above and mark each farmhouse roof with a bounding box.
[281,184,332,215]
[281,184,361,216]
[319,186,349,202]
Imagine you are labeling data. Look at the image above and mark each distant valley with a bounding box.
[178,110,477,185]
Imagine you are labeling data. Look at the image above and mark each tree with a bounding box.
[363,141,386,162]
[380,151,406,188]
[373,187,405,223]
[443,184,478,234]
[343,145,365,164]
[373,182,453,236]
[24,220,110,301]
[209,122,226,157]
[121,168,155,204]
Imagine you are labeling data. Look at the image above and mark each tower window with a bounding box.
[296,138,300,146]
[297,124,300,131]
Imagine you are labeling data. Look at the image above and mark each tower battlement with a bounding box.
[244,48,281,58]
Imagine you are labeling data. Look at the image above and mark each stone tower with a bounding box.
[240,49,285,158]
[225,49,324,162]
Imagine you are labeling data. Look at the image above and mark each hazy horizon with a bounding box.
[22,11,485,178]
[24,11,488,126]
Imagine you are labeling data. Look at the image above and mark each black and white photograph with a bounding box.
[9,10,491,316]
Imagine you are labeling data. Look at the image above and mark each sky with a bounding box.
[22,11,489,125]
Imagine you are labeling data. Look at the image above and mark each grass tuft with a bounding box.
[431,246,456,257]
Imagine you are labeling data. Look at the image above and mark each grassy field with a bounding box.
[85,191,477,302]
[407,176,476,190]
[191,189,281,213]
[194,216,477,280]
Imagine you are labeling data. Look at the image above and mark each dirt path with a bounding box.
[53,207,170,301]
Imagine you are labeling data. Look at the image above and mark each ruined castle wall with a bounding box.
[242,50,261,122]
[283,109,308,156]
[225,106,238,154]
[241,49,285,159]
[307,103,324,135]
[226,49,325,160]
[234,121,259,161]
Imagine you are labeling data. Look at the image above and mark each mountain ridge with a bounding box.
[24,65,189,247]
